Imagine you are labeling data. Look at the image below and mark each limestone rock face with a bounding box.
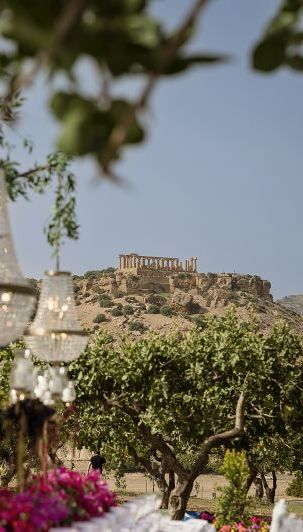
[196,273,272,303]
[277,295,303,316]
[171,290,204,314]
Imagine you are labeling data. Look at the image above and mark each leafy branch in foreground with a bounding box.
[252,0,303,72]
[0,104,79,262]
[0,0,226,181]
[44,156,79,268]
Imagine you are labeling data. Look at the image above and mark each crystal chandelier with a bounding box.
[10,349,37,403]
[0,170,36,346]
[10,349,76,406]
[25,271,88,363]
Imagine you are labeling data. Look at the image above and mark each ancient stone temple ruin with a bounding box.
[119,253,198,273]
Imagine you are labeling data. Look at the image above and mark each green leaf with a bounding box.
[252,35,287,72]
[287,54,303,70]
[164,53,228,75]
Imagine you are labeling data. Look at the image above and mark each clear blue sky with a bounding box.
[6,0,303,299]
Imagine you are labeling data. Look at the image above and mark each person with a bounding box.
[88,452,106,474]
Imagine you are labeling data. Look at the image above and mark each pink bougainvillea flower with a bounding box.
[0,468,116,530]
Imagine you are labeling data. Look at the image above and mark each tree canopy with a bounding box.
[68,310,303,518]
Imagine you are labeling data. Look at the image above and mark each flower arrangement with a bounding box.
[218,516,271,532]
[199,510,215,523]
[0,467,116,531]
[184,511,271,531]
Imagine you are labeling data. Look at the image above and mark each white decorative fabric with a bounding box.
[270,499,303,532]
[68,495,215,531]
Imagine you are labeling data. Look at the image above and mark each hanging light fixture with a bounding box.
[25,270,88,363]
[0,170,36,346]
[10,348,36,403]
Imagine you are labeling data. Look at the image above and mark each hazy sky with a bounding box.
[5,0,303,300]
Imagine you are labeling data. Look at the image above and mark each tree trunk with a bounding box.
[261,471,277,504]
[168,469,175,493]
[48,450,63,466]
[158,474,169,509]
[169,478,194,520]
[245,465,257,495]
[161,470,176,509]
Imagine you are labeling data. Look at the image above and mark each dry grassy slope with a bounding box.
[72,270,303,337]
[277,294,303,317]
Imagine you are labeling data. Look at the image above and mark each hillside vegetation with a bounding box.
[66,269,303,337]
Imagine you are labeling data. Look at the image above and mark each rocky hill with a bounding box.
[67,269,303,337]
[277,294,303,316]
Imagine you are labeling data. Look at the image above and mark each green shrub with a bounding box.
[99,293,112,301]
[84,270,102,279]
[123,304,134,315]
[99,294,113,308]
[99,299,113,308]
[215,450,250,529]
[147,304,160,314]
[91,286,104,294]
[128,321,146,333]
[193,315,206,329]
[160,305,174,317]
[145,294,165,306]
[286,473,303,497]
[101,267,115,274]
[93,313,108,323]
[112,306,123,316]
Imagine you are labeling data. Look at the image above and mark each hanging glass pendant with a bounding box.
[0,170,36,346]
[10,348,36,402]
[25,271,88,363]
